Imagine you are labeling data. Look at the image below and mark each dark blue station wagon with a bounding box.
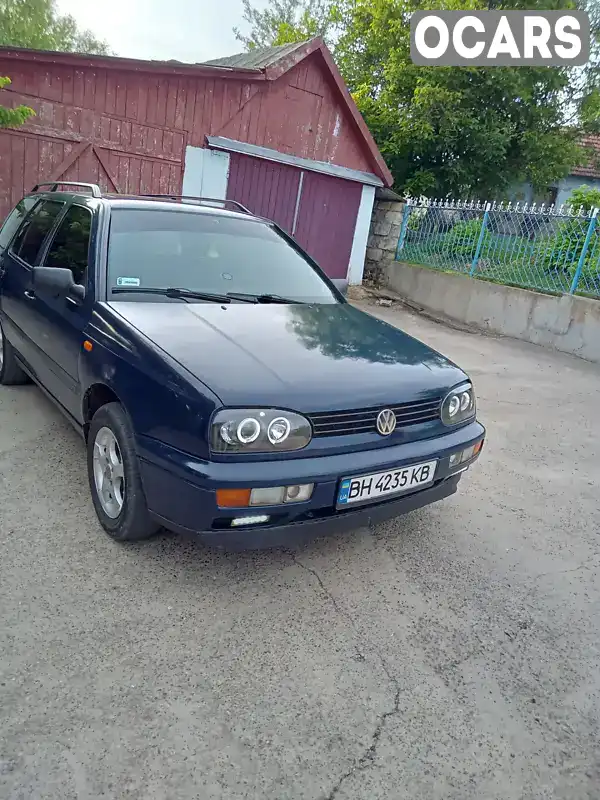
[0,182,485,547]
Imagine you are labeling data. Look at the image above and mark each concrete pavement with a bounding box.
[1,300,599,799]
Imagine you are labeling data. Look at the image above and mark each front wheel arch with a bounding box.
[82,383,122,440]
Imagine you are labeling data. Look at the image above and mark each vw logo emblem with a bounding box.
[376,408,397,436]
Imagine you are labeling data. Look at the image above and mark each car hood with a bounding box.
[107,301,468,410]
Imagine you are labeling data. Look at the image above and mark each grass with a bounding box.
[399,232,600,299]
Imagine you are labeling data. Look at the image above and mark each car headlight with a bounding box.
[441,383,476,425]
[210,408,312,453]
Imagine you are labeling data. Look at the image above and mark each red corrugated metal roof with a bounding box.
[0,38,393,187]
[572,135,600,179]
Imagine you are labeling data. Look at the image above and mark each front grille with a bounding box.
[308,397,442,438]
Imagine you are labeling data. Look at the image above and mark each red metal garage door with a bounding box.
[294,171,362,280]
[226,151,362,279]
[226,152,300,234]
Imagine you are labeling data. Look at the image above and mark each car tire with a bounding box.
[87,401,160,542]
[0,322,30,386]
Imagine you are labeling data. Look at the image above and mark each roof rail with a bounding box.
[141,195,252,214]
[31,181,102,198]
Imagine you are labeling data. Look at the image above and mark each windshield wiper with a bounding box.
[226,292,305,304]
[110,286,237,303]
[110,287,300,304]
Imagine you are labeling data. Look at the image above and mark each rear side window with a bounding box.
[0,197,37,254]
[10,200,64,266]
[44,205,92,286]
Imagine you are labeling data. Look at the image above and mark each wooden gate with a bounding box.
[0,115,185,220]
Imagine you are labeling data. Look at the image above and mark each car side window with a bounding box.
[10,200,64,266]
[0,197,37,255]
[44,205,92,286]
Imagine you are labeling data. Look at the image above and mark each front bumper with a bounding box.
[137,420,485,549]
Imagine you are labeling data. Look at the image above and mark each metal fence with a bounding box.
[396,199,600,298]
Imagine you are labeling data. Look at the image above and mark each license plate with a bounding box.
[337,460,437,507]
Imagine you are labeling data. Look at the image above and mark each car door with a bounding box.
[0,196,37,348]
[32,203,95,419]
[0,198,65,380]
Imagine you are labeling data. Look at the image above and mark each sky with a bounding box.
[54,0,267,63]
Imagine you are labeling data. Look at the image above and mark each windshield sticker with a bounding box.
[116,277,141,287]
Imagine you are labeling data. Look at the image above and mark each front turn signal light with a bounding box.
[216,488,251,508]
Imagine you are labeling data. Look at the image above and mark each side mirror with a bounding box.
[332,278,349,297]
[34,266,85,302]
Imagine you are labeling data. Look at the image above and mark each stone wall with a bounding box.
[363,200,405,286]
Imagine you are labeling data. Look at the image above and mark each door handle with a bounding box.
[24,290,36,301]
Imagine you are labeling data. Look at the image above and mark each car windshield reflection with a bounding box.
[107,208,338,304]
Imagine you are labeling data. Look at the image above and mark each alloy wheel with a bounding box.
[92,426,125,518]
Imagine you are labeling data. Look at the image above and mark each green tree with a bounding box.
[233,0,336,49]
[0,0,109,129]
[0,0,109,54]
[568,184,600,210]
[241,0,597,199]
[0,76,34,127]
[333,0,591,199]
[538,184,600,285]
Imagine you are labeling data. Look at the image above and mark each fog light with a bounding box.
[449,441,484,470]
[231,515,270,527]
[248,484,315,506]
[461,445,476,462]
[250,486,285,506]
[284,484,314,503]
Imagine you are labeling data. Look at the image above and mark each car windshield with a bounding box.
[107,208,338,304]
